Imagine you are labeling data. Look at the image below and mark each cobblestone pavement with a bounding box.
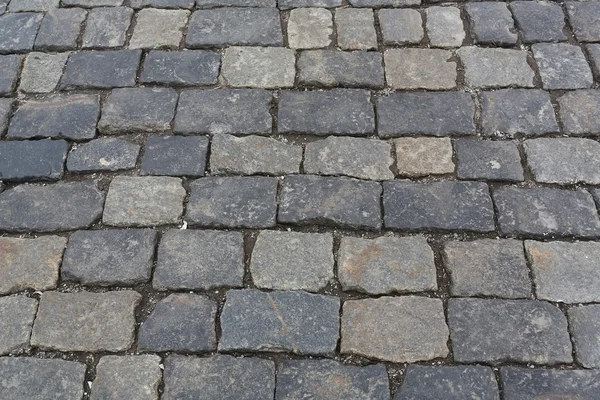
[1,0,600,399]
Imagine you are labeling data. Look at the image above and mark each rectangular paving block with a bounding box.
[34,8,87,51]
[568,305,600,369]
[129,8,189,49]
[196,0,274,6]
[19,52,69,94]
[455,139,524,181]
[458,47,534,88]
[501,367,600,399]
[141,50,220,86]
[91,355,161,400]
[567,2,600,42]
[141,136,208,177]
[82,6,132,48]
[379,9,423,45]
[7,0,59,11]
[588,44,600,77]
[60,50,142,90]
[465,2,517,45]
[0,98,12,137]
[395,137,454,177]
[0,13,43,52]
[0,297,38,355]
[131,0,194,7]
[279,0,339,8]
[287,8,332,49]
[384,48,456,90]
[350,0,418,5]
[0,55,23,95]
[297,50,384,88]
[425,6,465,48]
[222,46,295,88]
[532,43,593,90]
[511,1,566,43]
[557,90,600,135]
[0,139,68,182]
[335,8,377,50]
[67,138,140,173]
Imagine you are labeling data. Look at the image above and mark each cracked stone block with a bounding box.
[350,0,418,5]
[0,296,38,355]
[279,0,339,8]
[288,8,332,49]
[83,7,132,48]
[19,52,68,93]
[163,355,275,400]
[141,136,208,177]
[0,55,23,95]
[0,139,68,182]
[175,89,272,134]
[31,291,141,352]
[533,43,593,89]
[493,187,600,237]
[251,231,334,292]
[304,136,393,180]
[339,236,437,294]
[0,12,43,52]
[222,46,295,88]
[67,138,140,172]
[558,90,600,135]
[567,2,600,42]
[60,50,142,90]
[130,8,189,49]
[466,2,517,45]
[501,367,600,399]
[141,50,220,85]
[279,175,382,230]
[0,182,104,232]
[220,289,340,354]
[153,229,244,290]
[278,89,375,135]
[395,137,454,177]
[335,8,377,50]
[511,1,566,43]
[277,360,389,400]
[377,92,475,137]
[569,305,600,369]
[341,296,449,363]
[35,8,87,51]
[0,98,12,137]
[0,358,85,400]
[298,50,384,88]
[62,229,157,286]
[63,0,123,4]
[91,355,161,400]
[138,294,217,352]
[210,134,301,175]
[448,298,572,364]
[455,139,524,181]
[425,6,465,48]
[384,181,495,232]
[379,9,423,45]
[132,0,194,7]
[197,0,273,7]
[385,49,456,89]
[458,47,534,88]
[8,0,59,11]
[186,176,277,228]
[588,44,600,76]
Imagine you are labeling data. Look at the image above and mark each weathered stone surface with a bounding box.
[288,8,332,49]
[19,52,68,93]
[350,0,418,5]
[141,136,208,176]
[385,48,456,89]
[196,0,273,7]
[379,9,423,45]
[425,6,465,48]
[458,47,534,88]
[83,7,132,48]
[60,50,141,89]
[298,50,384,88]
[0,296,38,355]
[588,44,600,77]
[501,367,600,399]
[567,2,600,42]
[493,187,600,237]
[279,0,339,8]
[0,358,85,400]
[455,139,524,181]
[277,360,389,400]
[384,181,495,232]
[511,1,566,43]
[448,298,572,364]
[533,43,593,89]
[339,236,437,294]
[62,229,157,286]
[558,90,600,135]
[395,137,454,176]
[131,0,194,7]
[0,55,23,94]
[67,138,140,172]
[335,8,377,50]
[279,175,382,230]
[0,98,12,136]
[0,139,68,182]
[0,13,43,52]
[377,92,475,137]
[186,176,277,228]
[341,296,449,363]
[130,9,189,49]
[141,50,220,85]
[153,230,244,290]
[0,182,104,232]
[163,355,275,400]
[31,291,141,352]
[35,8,86,51]
[466,2,517,45]
[91,356,161,400]
[62,0,123,5]
[568,305,600,368]
[138,294,217,352]
[222,46,295,88]
[7,0,59,11]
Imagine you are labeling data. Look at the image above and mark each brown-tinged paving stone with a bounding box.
[34,8,87,51]
[335,8,377,51]
[82,7,133,49]
[458,47,535,88]
[19,52,69,94]
[532,43,593,90]
[425,6,465,48]
[222,46,295,88]
[91,355,161,400]
[378,9,423,45]
[60,50,142,90]
[297,50,384,88]
[129,8,189,49]
[568,305,600,369]
[131,0,194,7]
[557,90,600,135]
[67,138,140,173]
[287,8,332,49]
[501,367,600,399]
[395,137,454,177]
[455,139,524,181]
[384,49,456,90]
[0,296,38,355]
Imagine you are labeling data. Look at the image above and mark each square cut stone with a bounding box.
[379,9,423,45]
[532,43,593,90]
[297,50,384,88]
[511,1,566,43]
[83,7,133,48]
[91,356,161,400]
[35,8,87,51]
[394,137,454,176]
[67,138,140,173]
[385,49,456,90]
[0,55,23,95]
[60,50,142,90]
[558,90,600,135]
[458,47,534,88]
[288,8,332,49]
[141,50,220,85]
[501,367,600,399]
[141,136,208,177]
[0,139,68,182]
[19,52,69,93]
[568,305,600,368]
[222,47,295,88]
[0,296,38,355]
[465,2,517,45]
[335,8,377,50]
[567,2,600,42]
[425,6,465,48]
[455,139,524,181]
[0,13,43,52]
[129,9,189,49]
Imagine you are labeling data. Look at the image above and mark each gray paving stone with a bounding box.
[533,43,593,90]
[0,358,85,400]
[288,8,332,49]
[568,305,600,368]
[163,355,275,400]
[466,2,517,45]
[222,46,295,88]
[0,98,12,137]
[175,89,272,134]
[277,360,389,400]
[0,139,68,182]
[455,139,524,181]
[278,89,375,135]
[425,6,465,48]
[62,229,157,286]
[279,0,340,8]
[7,0,59,11]
[197,0,274,7]
[379,9,423,45]
[458,47,535,88]
[186,8,282,47]
[567,2,600,42]
[350,0,418,5]
[0,55,22,94]
[298,50,384,88]
[383,181,495,232]
[0,12,43,52]
[141,136,208,176]
[67,138,140,172]
[83,7,132,48]
[35,8,87,51]
[501,367,600,399]
[395,365,500,400]
[0,0,5,13]
[19,52,68,93]
[511,1,566,43]
[342,296,448,363]
[220,289,340,354]
[141,50,220,85]
[279,175,382,230]
[103,176,185,227]
[588,44,600,77]
[339,236,436,294]
[63,0,123,5]
[558,90,600,135]
[31,290,141,352]
[60,50,141,90]
[0,296,38,355]
[448,298,572,364]
[130,9,189,49]
[131,0,194,7]
[444,239,531,298]
[395,137,454,177]
[251,230,334,291]
[335,8,377,50]
[91,355,161,400]
[377,92,475,137]
[210,134,301,175]
[153,229,244,290]
[385,48,456,90]
[0,182,104,232]
[138,294,217,352]
[493,187,600,237]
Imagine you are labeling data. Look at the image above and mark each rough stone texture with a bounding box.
[0,139,68,182]
[335,8,377,50]
[277,360,389,400]
[342,296,449,363]
[350,0,418,5]
[62,0,123,5]
[163,355,275,400]
[493,187,600,237]
[444,239,531,298]
[0,296,38,355]
[458,47,535,88]
[532,43,593,89]
[379,9,423,45]
[35,8,87,51]
[31,291,141,352]
[383,181,495,232]
[91,355,162,400]
[0,98,12,136]
[279,175,382,230]
[153,230,244,290]
[222,46,295,88]
[103,176,186,227]
[568,305,600,368]
[132,0,194,7]
[288,8,332,49]
[385,48,456,90]
[19,52,69,93]
[138,294,217,352]
[395,137,454,177]
[220,289,340,354]
[7,0,59,11]
[588,44,600,77]
[0,358,85,400]
[377,92,475,137]
[129,9,189,49]
[298,50,384,88]
[279,0,339,8]
[465,2,517,45]
[196,0,274,6]
[141,50,220,85]
[558,90,600,135]
[501,367,600,399]
[210,134,301,175]
[83,7,133,48]
[141,136,208,177]
[0,13,43,52]
[60,50,142,89]
[455,139,524,181]
[62,229,157,286]
[186,176,277,228]
[0,182,104,232]
[67,138,140,172]
[425,6,465,48]
[567,2,600,42]
[339,236,437,294]
[0,55,23,95]
[511,1,566,43]
[251,231,334,291]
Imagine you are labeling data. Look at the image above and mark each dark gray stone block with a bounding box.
[567,2,600,42]
[349,0,418,5]
[0,13,43,52]
[0,296,38,355]
[0,139,68,182]
[35,8,87,51]
[568,305,600,368]
[91,355,161,400]
[501,367,600,400]
[297,50,384,88]
[141,136,208,177]
[455,139,524,181]
[196,0,274,7]
[67,138,140,172]
[141,50,220,85]
[131,0,194,7]
[0,98,12,137]
[279,0,340,8]
[465,2,517,45]
[511,1,566,43]
[82,6,132,49]
[532,43,593,90]
[60,50,142,90]
[0,55,22,94]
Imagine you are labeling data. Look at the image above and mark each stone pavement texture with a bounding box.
[0,1,600,399]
